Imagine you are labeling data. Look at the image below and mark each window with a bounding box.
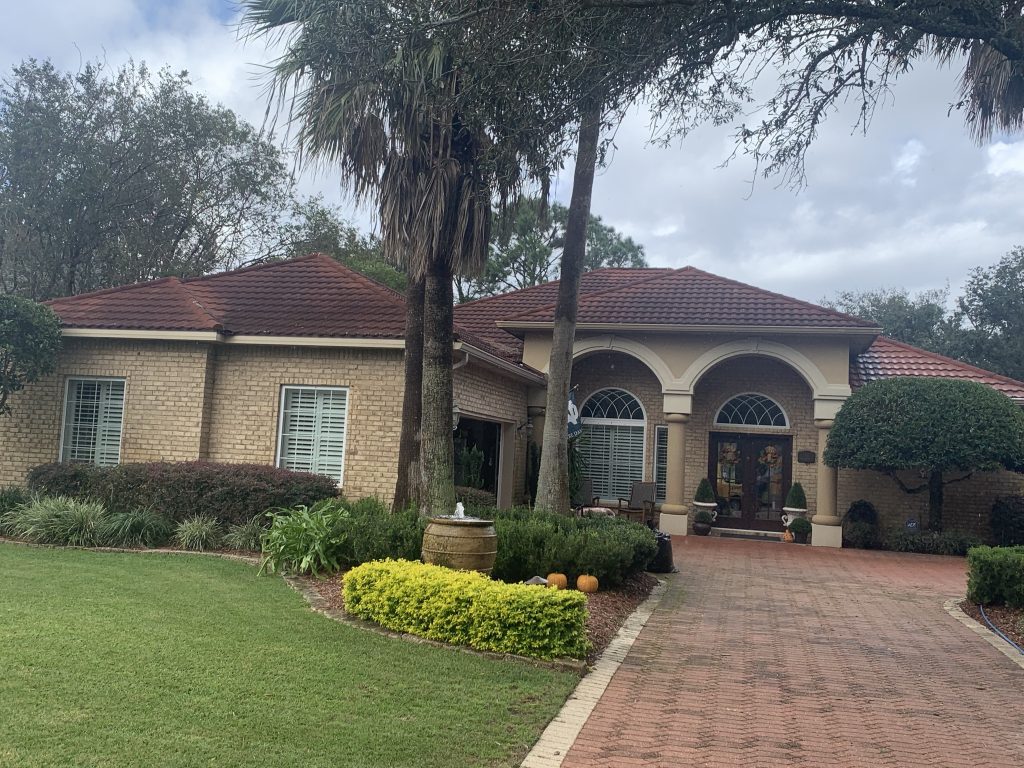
[277,386,349,484]
[61,378,126,466]
[654,426,667,503]
[579,388,645,500]
[715,393,788,428]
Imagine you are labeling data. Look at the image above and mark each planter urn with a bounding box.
[421,516,498,575]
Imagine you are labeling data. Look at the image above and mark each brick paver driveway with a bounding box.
[562,537,1024,768]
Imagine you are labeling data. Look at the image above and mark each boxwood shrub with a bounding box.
[343,559,589,660]
[484,508,657,588]
[991,496,1024,547]
[967,546,1024,608]
[27,462,338,526]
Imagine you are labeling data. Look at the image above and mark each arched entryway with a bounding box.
[578,387,647,501]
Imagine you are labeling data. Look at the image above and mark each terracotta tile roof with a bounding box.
[47,254,409,339]
[851,336,1024,402]
[504,267,879,329]
[454,269,674,361]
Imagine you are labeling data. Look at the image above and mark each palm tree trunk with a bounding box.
[535,99,602,513]
[420,256,456,517]
[393,272,425,511]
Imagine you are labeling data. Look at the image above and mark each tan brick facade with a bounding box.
[0,339,531,507]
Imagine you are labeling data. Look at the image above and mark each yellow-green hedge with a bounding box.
[342,559,590,660]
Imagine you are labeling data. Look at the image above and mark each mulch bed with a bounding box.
[961,600,1024,650]
[300,571,658,666]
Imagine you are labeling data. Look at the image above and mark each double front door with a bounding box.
[708,432,792,531]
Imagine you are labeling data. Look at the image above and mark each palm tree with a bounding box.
[242,0,493,515]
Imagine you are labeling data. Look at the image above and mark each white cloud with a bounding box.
[889,139,927,186]
[986,141,1024,176]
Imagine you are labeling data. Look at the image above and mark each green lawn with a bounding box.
[0,544,577,768]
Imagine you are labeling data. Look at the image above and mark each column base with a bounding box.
[659,511,688,536]
[811,523,843,548]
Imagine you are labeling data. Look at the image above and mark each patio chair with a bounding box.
[617,481,656,524]
[572,478,599,515]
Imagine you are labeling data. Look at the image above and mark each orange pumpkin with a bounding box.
[576,574,599,593]
[547,573,568,590]
[782,530,795,543]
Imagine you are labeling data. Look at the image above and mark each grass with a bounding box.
[0,544,578,768]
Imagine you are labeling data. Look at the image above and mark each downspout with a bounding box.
[453,351,470,370]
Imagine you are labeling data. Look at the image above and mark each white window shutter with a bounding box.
[62,379,125,466]
[655,426,667,502]
[279,387,348,484]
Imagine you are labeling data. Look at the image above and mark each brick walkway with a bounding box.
[561,537,1024,768]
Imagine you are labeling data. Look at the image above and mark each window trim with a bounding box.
[275,385,350,486]
[579,387,647,501]
[59,376,127,466]
[713,392,790,430]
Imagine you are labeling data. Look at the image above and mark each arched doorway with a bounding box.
[709,393,793,531]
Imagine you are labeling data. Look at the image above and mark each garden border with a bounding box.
[944,598,1024,670]
[520,577,669,768]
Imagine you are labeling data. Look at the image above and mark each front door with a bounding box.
[708,432,792,531]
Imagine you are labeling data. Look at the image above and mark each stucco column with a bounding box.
[659,413,689,536]
[812,419,842,547]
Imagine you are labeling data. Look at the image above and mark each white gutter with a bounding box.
[454,341,545,385]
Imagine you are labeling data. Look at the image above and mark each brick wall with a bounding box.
[837,468,1024,540]
[0,339,212,486]
[204,345,406,502]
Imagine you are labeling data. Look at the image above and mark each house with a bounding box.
[3,253,1022,546]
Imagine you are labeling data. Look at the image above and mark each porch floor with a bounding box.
[559,536,1024,768]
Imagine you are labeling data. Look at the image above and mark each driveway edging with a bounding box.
[520,577,670,768]
[944,597,1024,670]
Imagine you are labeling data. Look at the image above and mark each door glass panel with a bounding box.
[755,442,785,521]
[714,439,742,519]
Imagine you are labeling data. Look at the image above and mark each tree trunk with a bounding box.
[393,272,425,512]
[534,99,602,513]
[928,469,944,532]
[420,257,456,517]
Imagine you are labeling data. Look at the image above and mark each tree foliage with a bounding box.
[457,198,646,300]
[824,286,955,351]
[825,377,1024,530]
[0,296,61,416]
[0,59,297,299]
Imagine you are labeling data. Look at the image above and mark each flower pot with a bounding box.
[421,516,498,575]
[781,507,807,528]
[693,522,712,536]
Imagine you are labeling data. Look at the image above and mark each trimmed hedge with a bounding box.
[484,508,658,588]
[967,546,1024,608]
[343,559,590,660]
[27,462,338,526]
[882,530,982,556]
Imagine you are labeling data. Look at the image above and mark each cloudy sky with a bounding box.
[3,0,1022,302]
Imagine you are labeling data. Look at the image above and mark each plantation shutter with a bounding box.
[581,423,644,500]
[62,379,125,466]
[278,387,348,484]
[655,426,667,502]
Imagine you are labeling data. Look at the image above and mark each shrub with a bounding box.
[343,559,589,660]
[0,486,28,534]
[4,495,108,547]
[99,507,173,548]
[883,530,982,557]
[843,520,881,549]
[784,482,807,510]
[788,516,812,535]
[694,477,716,503]
[454,486,496,511]
[224,517,267,552]
[693,508,714,524]
[174,515,223,552]
[487,508,657,588]
[260,501,348,575]
[991,496,1024,547]
[967,546,1024,608]
[343,499,424,564]
[27,461,338,526]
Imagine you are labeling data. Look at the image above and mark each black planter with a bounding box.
[693,522,712,536]
[794,530,809,544]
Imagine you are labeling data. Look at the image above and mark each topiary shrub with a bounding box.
[694,477,716,503]
[967,546,1024,608]
[788,516,812,535]
[842,500,880,549]
[343,559,590,660]
[693,508,714,524]
[991,496,1024,547]
[27,462,338,526]
[784,482,807,510]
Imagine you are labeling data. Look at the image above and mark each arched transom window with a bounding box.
[579,388,645,500]
[715,393,788,428]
